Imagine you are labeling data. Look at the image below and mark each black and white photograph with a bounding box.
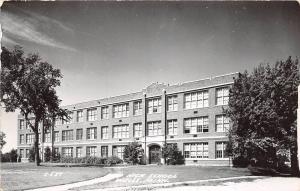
[1,1,300,191]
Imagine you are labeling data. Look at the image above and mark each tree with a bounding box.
[123,142,144,165]
[226,57,300,176]
[0,131,6,151]
[1,46,68,166]
[162,144,184,165]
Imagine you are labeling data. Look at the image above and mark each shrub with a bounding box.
[44,147,51,162]
[162,144,184,165]
[105,156,123,166]
[232,156,249,167]
[124,142,144,165]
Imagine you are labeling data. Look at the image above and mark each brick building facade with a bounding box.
[17,72,237,166]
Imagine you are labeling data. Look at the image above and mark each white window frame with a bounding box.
[87,127,97,140]
[184,117,209,134]
[62,147,73,157]
[184,142,209,159]
[101,126,108,139]
[133,101,142,116]
[113,124,129,139]
[112,146,125,160]
[167,95,178,111]
[134,123,142,138]
[216,142,228,158]
[77,110,83,122]
[87,108,97,121]
[147,98,162,114]
[101,106,109,119]
[113,103,129,118]
[216,87,229,105]
[184,90,209,109]
[216,115,230,132]
[147,121,162,136]
[86,146,97,157]
[167,119,178,135]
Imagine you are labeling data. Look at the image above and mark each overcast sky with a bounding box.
[1,1,300,152]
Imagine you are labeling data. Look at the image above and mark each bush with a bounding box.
[59,156,116,166]
[105,156,123,166]
[232,156,250,167]
[123,142,144,165]
[44,147,51,162]
[162,144,184,165]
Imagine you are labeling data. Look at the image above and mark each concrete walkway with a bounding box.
[25,173,123,191]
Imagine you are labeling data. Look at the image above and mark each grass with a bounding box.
[0,162,110,191]
[73,165,253,190]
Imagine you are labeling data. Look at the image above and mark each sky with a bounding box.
[1,1,300,152]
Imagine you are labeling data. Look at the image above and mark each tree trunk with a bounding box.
[50,117,55,163]
[291,147,300,177]
[34,130,40,166]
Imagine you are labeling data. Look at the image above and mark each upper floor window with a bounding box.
[87,127,97,140]
[167,95,178,111]
[184,91,209,109]
[20,120,25,130]
[216,142,228,158]
[101,106,109,119]
[27,118,35,129]
[133,101,142,116]
[54,131,59,142]
[44,132,51,143]
[147,121,162,136]
[87,108,97,121]
[101,126,108,139]
[184,116,209,134]
[26,134,34,144]
[76,129,83,140]
[55,118,61,126]
[216,87,229,105]
[147,98,162,114]
[184,142,209,158]
[20,134,25,144]
[113,103,129,118]
[134,123,142,138]
[77,110,83,122]
[62,130,73,141]
[216,115,229,132]
[113,124,129,138]
[167,119,178,135]
[62,112,73,125]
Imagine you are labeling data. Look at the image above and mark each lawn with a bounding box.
[74,165,252,190]
[0,162,110,191]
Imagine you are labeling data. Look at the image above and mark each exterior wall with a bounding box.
[17,73,238,165]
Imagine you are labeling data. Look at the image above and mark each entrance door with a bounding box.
[149,145,161,164]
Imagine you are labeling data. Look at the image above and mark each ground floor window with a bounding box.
[112,146,125,160]
[76,147,82,158]
[25,149,30,158]
[215,142,228,158]
[62,147,73,157]
[101,146,108,158]
[20,149,24,158]
[86,146,97,157]
[184,142,209,158]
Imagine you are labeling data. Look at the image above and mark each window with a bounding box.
[216,87,229,105]
[26,134,34,144]
[184,117,209,134]
[113,103,129,118]
[76,147,82,158]
[216,115,230,132]
[101,106,109,119]
[55,118,61,126]
[62,147,73,157]
[134,123,142,138]
[44,132,51,143]
[54,131,59,142]
[53,148,59,157]
[86,146,97,157]
[216,142,228,158]
[20,149,24,158]
[62,130,73,141]
[113,124,129,138]
[147,98,162,114]
[184,143,209,158]
[27,118,35,129]
[101,146,108,158]
[101,126,108,139]
[76,129,83,140]
[147,121,162,136]
[20,120,25,130]
[133,101,142,116]
[87,108,97,121]
[25,149,30,158]
[62,112,73,125]
[113,146,125,160]
[167,95,178,111]
[167,120,178,135]
[38,133,42,143]
[20,134,25,144]
[87,127,97,140]
[184,91,209,109]
[77,110,83,122]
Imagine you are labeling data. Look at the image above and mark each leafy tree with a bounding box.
[0,131,6,151]
[0,46,68,166]
[226,57,300,176]
[162,143,184,165]
[44,146,51,162]
[123,142,144,165]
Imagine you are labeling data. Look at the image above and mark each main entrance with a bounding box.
[149,145,161,164]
